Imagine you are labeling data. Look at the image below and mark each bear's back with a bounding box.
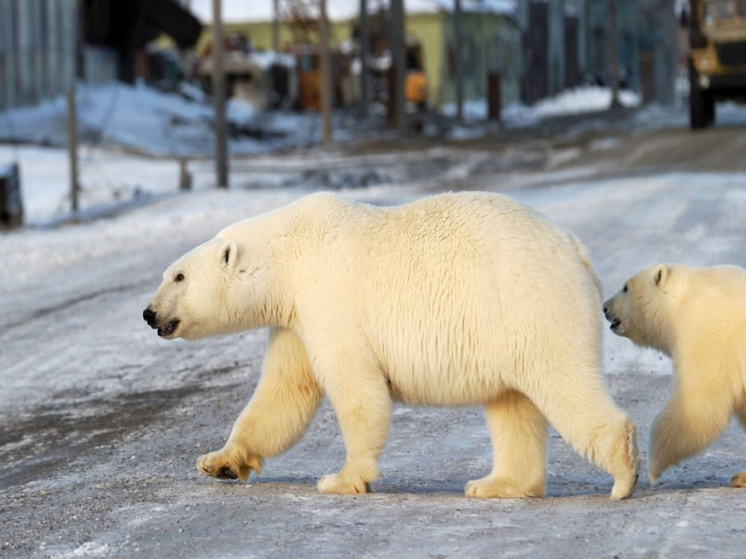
[322,192,604,406]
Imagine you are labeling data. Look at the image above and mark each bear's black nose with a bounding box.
[143,308,157,326]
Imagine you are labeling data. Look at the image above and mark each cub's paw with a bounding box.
[647,463,663,486]
[730,471,746,488]
[465,475,544,499]
[317,472,371,495]
[196,450,262,482]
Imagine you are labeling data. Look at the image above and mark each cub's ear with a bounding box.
[218,239,238,272]
[653,264,669,288]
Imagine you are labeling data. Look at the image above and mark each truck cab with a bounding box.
[689,0,746,128]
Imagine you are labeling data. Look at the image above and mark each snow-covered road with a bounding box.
[2,125,746,556]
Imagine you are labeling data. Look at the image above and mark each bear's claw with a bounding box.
[197,450,262,482]
[217,466,238,480]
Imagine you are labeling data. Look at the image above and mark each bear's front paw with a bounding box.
[317,472,371,495]
[196,450,262,482]
[465,475,544,499]
[730,471,746,488]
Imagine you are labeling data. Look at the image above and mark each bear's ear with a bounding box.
[653,264,669,288]
[218,239,238,272]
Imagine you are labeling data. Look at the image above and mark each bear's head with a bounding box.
[603,264,672,353]
[143,236,273,340]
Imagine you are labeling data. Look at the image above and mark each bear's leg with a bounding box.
[465,390,548,498]
[316,360,392,495]
[523,370,639,500]
[197,327,323,482]
[648,357,735,484]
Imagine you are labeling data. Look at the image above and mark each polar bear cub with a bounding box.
[144,191,639,499]
[604,263,746,487]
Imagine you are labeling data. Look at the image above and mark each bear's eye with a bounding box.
[175,273,185,282]
[623,283,628,293]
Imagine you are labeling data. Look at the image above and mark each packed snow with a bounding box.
[2,139,746,559]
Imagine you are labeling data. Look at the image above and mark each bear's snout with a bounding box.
[143,306,181,338]
[143,307,157,327]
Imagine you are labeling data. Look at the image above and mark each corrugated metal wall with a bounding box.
[0,0,77,112]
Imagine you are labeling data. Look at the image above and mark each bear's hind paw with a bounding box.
[317,472,371,495]
[465,475,544,499]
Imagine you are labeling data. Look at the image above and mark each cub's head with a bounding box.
[143,238,242,340]
[603,264,672,352]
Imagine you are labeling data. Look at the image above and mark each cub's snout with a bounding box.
[603,298,623,334]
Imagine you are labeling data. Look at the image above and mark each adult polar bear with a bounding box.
[604,264,746,487]
[144,191,639,499]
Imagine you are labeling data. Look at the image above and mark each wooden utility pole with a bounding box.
[359,0,369,119]
[454,0,464,122]
[320,0,332,146]
[212,0,229,188]
[609,0,622,109]
[389,0,406,132]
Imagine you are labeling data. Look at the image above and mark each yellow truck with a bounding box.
[689,0,746,128]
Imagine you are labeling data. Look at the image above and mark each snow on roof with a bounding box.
[189,0,515,23]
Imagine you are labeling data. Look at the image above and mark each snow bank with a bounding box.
[441,86,641,125]
[532,86,640,118]
[0,81,319,157]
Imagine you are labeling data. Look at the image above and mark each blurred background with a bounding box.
[4,0,743,227]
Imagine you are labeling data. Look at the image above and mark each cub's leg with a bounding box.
[521,360,639,500]
[197,327,323,482]
[465,390,548,498]
[729,398,746,488]
[648,355,734,484]
[314,352,392,495]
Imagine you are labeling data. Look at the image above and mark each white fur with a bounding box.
[147,191,639,499]
[604,263,746,487]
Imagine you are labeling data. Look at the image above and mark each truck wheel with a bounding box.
[690,70,714,129]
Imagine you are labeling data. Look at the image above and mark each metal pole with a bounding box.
[390,0,405,132]
[360,0,369,119]
[662,0,676,106]
[272,0,280,53]
[609,0,622,109]
[320,0,332,147]
[212,0,229,188]
[454,0,463,122]
[67,87,79,213]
